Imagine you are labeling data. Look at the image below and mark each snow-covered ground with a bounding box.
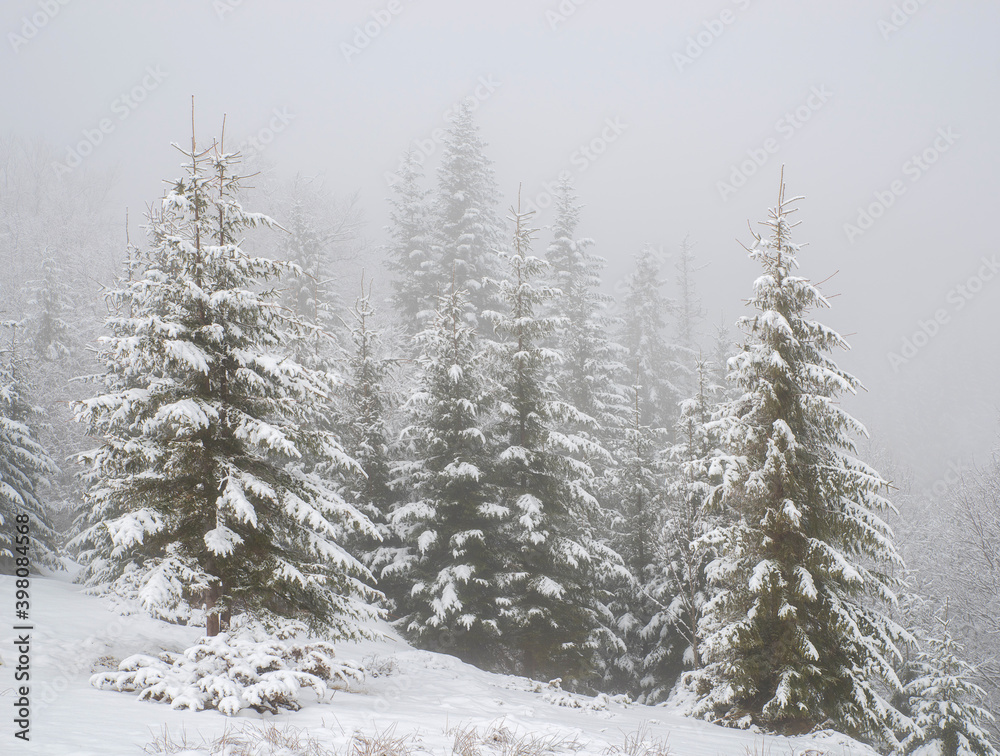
[0,573,880,756]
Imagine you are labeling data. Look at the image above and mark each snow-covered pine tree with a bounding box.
[543,178,627,430]
[614,237,707,685]
[486,197,623,686]
[72,122,377,638]
[710,316,737,401]
[600,371,667,696]
[340,277,402,607]
[0,325,61,570]
[390,283,503,666]
[22,250,77,363]
[20,247,92,518]
[901,614,999,756]
[277,176,356,367]
[690,174,911,744]
[673,235,705,358]
[643,356,723,702]
[386,150,435,336]
[617,244,685,435]
[540,179,633,689]
[602,240,687,693]
[428,104,503,328]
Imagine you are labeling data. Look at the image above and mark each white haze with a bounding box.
[3,0,999,485]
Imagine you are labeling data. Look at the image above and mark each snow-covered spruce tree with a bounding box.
[428,104,503,329]
[642,356,724,702]
[390,284,504,667]
[340,278,403,607]
[543,178,628,431]
[673,235,706,358]
[486,199,623,687]
[20,247,96,522]
[617,244,686,436]
[0,326,61,571]
[602,239,687,693]
[688,175,911,744]
[901,616,999,756]
[541,179,633,690]
[710,317,738,402]
[72,129,377,638]
[22,250,77,363]
[277,176,357,367]
[600,374,668,697]
[386,149,435,336]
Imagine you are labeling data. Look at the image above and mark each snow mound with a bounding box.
[530,678,632,717]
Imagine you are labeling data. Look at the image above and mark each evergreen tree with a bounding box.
[690,175,911,744]
[710,316,737,401]
[390,284,503,666]
[901,615,999,756]
[386,150,435,335]
[340,278,402,607]
[643,356,723,701]
[72,126,377,638]
[603,241,688,692]
[429,104,503,327]
[22,250,76,363]
[600,373,667,696]
[541,180,633,689]
[487,200,623,686]
[673,235,705,358]
[21,247,91,518]
[277,176,347,367]
[617,244,685,434]
[543,179,627,429]
[0,325,61,571]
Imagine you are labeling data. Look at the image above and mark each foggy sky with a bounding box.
[3,0,1000,489]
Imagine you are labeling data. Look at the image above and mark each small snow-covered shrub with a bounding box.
[530,678,631,713]
[91,654,120,672]
[362,653,399,678]
[93,633,363,715]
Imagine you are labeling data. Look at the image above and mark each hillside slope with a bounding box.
[0,574,880,756]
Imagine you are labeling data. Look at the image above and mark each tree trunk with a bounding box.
[204,582,222,637]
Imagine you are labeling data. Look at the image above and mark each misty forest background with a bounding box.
[1,92,999,755]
